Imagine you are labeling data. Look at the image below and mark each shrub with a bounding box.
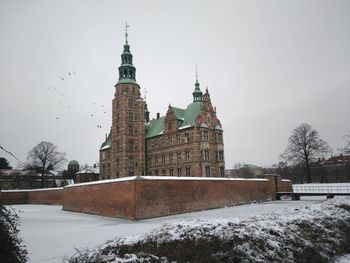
[0,204,28,263]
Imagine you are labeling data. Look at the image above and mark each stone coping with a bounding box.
[64,176,269,188]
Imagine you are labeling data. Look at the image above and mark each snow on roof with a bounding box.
[178,124,192,130]
[215,124,223,130]
[1,187,63,193]
[101,144,110,150]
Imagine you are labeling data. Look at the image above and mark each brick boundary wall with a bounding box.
[133,178,275,220]
[62,175,292,220]
[0,188,63,205]
[63,179,136,220]
[1,175,292,220]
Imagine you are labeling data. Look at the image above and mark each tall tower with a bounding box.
[111,23,145,177]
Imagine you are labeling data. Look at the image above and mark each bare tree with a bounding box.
[27,141,67,187]
[341,132,350,154]
[280,123,331,183]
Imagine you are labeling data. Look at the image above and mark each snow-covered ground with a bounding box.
[11,196,333,263]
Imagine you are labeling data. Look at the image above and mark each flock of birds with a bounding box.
[1,70,114,164]
[47,71,110,129]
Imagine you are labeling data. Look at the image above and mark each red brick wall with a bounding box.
[0,188,63,205]
[278,179,293,192]
[62,181,135,220]
[134,178,275,219]
[0,191,28,204]
[2,176,293,220]
[27,189,63,205]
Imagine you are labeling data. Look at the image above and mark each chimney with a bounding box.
[157,113,160,119]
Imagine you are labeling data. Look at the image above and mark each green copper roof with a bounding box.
[180,102,201,128]
[116,78,138,85]
[171,107,185,120]
[145,102,202,139]
[100,137,112,150]
[145,116,165,138]
[68,160,79,167]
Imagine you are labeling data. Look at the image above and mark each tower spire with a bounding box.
[144,88,150,122]
[125,22,130,44]
[192,65,202,102]
[117,23,138,85]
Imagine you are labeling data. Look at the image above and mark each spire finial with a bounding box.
[144,88,148,102]
[125,22,130,43]
[195,64,198,83]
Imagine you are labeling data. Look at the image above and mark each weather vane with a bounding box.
[195,64,198,82]
[125,22,130,43]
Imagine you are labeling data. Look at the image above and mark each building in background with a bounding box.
[100,29,225,179]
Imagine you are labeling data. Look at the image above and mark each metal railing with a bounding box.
[293,184,350,194]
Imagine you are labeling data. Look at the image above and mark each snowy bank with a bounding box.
[70,197,350,263]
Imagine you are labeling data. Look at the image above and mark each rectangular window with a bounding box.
[186,166,191,177]
[128,158,134,168]
[186,151,190,162]
[220,166,225,177]
[170,168,174,176]
[169,136,173,146]
[155,156,159,166]
[202,131,208,142]
[128,99,133,108]
[219,151,224,162]
[155,170,159,176]
[128,112,133,121]
[185,133,189,143]
[218,133,223,143]
[204,149,210,161]
[169,153,173,164]
[162,169,166,176]
[177,168,182,177]
[205,166,211,177]
[177,153,181,163]
[176,135,181,144]
[162,155,166,165]
[129,125,133,134]
[128,141,134,150]
[148,157,152,167]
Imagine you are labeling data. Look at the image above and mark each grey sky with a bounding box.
[1,0,349,169]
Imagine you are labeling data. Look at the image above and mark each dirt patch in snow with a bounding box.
[70,197,350,263]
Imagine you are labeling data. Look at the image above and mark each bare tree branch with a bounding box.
[27,141,67,187]
[280,123,332,183]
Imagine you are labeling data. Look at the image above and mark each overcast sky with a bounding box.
[1,0,349,169]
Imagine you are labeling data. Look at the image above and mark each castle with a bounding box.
[99,29,225,179]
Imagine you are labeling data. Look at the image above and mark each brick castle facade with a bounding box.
[99,33,225,179]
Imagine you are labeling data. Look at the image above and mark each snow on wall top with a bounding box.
[63,176,269,188]
[1,187,64,193]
